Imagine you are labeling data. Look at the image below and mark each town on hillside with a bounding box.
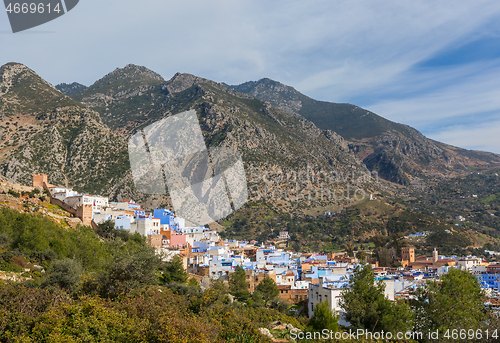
[13,174,500,320]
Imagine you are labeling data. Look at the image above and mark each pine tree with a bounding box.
[340,264,413,332]
[413,267,492,335]
[309,301,339,332]
[160,255,188,284]
[229,265,250,301]
[255,276,279,305]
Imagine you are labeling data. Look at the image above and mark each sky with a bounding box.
[1,0,500,153]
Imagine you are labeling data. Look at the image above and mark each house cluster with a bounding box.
[32,174,500,320]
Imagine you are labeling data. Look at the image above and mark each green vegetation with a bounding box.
[0,206,306,342]
[413,268,498,342]
[229,265,250,301]
[0,200,498,341]
[159,255,188,284]
[255,276,279,305]
[41,258,83,291]
[340,264,413,333]
[308,300,339,332]
[55,82,87,96]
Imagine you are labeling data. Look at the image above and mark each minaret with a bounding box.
[433,248,438,263]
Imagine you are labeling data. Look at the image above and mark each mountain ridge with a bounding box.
[227,78,500,185]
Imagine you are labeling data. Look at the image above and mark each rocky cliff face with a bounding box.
[70,65,360,172]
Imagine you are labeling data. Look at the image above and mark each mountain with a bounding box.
[1,63,375,215]
[72,65,362,166]
[227,78,500,185]
[55,82,87,96]
[72,65,378,211]
[0,63,138,202]
[0,62,83,115]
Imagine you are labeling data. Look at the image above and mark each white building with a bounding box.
[130,217,161,236]
[174,217,185,230]
[472,265,488,275]
[276,271,295,286]
[181,227,208,240]
[209,256,238,279]
[64,194,109,214]
[278,231,291,240]
[456,258,482,270]
[308,278,349,318]
[50,187,78,201]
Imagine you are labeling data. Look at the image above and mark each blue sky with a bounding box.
[1,0,500,153]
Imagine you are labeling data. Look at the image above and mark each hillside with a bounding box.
[67,64,379,210]
[0,63,143,203]
[55,82,87,96]
[227,78,500,185]
[2,62,499,255]
[1,63,379,216]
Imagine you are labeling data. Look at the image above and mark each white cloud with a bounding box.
[365,61,500,129]
[428,120,500,154]
[4,0,500,86]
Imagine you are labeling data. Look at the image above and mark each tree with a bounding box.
[249,290,265,307]
[229,265,250,301]
[340,264,413,333]
[42,258,83,291]
[255,276,279,305]
[389,233,407,257]
[371,234,388,248]
[375,247,392,267]
[344,243,354,257]
[96,220,116,240]
[159,255,188,284]
[357,251,366,262]
[309,301,339,332]
[413,268,492,336]
[98,241,161,298]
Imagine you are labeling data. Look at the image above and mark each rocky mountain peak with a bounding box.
[228,78,305,116]
[0,62,57,97]
[109,64,165,83]
[164,72,228,94]
[75,64,165,99]
[0,62,82,117]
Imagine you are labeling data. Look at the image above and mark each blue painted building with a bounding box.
[153,209,175,227]
[478,274,500,289]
